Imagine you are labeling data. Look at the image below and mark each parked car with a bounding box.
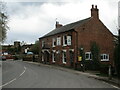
[2,56,6,61]
[5,54,14,60]
[12,55,19,60]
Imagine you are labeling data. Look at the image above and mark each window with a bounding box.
[85,52,92,60]
[63,35,72,46]
[101,54,109,61]
[57,37,61,46]
[52,38,56,47]
[42,54,44,61]
[52,50,56,62]
[42,41,45,47]
[63,36,67,46]
[67,36,72,45]
[62,50,67,64]
[52,53,56,62]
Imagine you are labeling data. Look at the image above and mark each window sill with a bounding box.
[101,60,109,62]
[85,59,92,60]
[52,61,56,63]
[52,46,55,48]
[63,62,67,64]
[63,45,67,47]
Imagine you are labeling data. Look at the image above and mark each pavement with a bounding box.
[24,61,120,88]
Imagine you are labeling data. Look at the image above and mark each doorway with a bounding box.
[44,51,50,64]
[69,51,74,67]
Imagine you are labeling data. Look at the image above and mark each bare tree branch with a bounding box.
[0,1,9,43]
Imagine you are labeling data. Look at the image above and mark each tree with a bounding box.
[0,1,9,43]
[30,40,40,54]
[90,41,100,70]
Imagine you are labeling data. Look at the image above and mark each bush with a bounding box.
[90,41,100,71]
[85,60,97,70]
[100,64,109,74]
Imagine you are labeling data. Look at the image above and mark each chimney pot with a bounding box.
[91,4,99,19]
[92,5,94,8]
[95,5,97,9]
[55,21,63,28]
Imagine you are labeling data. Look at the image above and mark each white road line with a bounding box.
[110,84,120,89]
[102,81,120,89]
[0,78,16,88]
[19,66,26,77]
[0,66,27,88]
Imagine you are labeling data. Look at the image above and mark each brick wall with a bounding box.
[75,18,114,66]
[39,5,115,68]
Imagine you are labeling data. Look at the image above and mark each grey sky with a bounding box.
[2,0,119,45]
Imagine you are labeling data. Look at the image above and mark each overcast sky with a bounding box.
[2,0,119,45]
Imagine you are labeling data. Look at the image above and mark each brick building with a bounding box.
[39,5,115,69]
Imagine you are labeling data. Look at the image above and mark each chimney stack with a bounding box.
[55,21,63,28]
[91,4,99,19]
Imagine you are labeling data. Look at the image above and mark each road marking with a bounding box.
[102,81,120,89]
[19,66,26,77]
[0,78,16,88]
[0,66,27,88]
[110,84,120,89]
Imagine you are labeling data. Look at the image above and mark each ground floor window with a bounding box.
[52,53,56,62]
[42,54,44,61]
[62,50,67,64]
[85,52,92,60]
[101,54,109,61]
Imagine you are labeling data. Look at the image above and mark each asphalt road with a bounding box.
[1,60,118,88]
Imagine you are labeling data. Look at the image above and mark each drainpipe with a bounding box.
[74,30,78,69]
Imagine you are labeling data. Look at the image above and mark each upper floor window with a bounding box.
[63,36,67,46]
[42,41,45,47]
[63,35,72,46]
[57,37,61,46]
[85,52,92,60]
[52,38,56,47]
[67,36,72,45]
[101,54,109,61]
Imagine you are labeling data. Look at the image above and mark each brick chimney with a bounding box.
[55,21,63,28]
[91,5,99,19]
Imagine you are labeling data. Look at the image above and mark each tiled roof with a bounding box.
[40,17,91,38]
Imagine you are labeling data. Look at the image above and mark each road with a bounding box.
[1,60,118,88]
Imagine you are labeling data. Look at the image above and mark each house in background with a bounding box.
[39,5,115,70]
[2,41,34,55]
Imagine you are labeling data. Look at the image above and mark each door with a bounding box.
[69,51,74,67]
[44,51,49,64]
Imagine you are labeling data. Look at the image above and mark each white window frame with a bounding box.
[57,37,61,46]
[52,53,55,62]
[42,41,45,47]
[62,50,67,64]
[85,52,92,60]
[67,36,72,45]
[63,36,67,46]
[42,54,44,61]
[101,54,109,61]
[52,38,56,47]
[52,50,56,62]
